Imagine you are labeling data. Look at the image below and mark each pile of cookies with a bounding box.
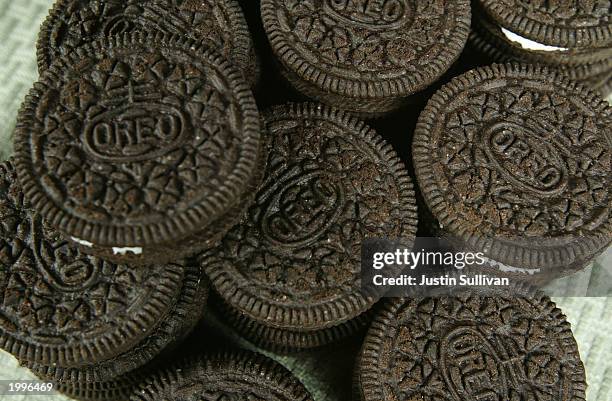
[0,1,610,400]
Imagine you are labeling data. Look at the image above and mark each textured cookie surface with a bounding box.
[25,263,208,383]
[467,13,612,98]
[131,351,314,401]
[37,0,256,84]
[479,0,612,48]
[203,103,418,333]
[261,0,471,99]
[15,32,261,254]
[413,64,612,275]
[358,289,587,401]
[0,160,184,367]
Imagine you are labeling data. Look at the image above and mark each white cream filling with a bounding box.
[501,27,568,52]
[72,237,143,256]
[480,256,541,275]
[71,237,93,247]
[112,247,143,255]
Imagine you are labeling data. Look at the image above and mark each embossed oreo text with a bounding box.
[441,327,507,400]
[84,105,189,162]
[326,0,411,28]
[484,122,567,196]
[261,171,344,247]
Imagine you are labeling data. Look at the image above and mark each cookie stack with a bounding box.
[0,0,609,401]
[469,0,612,97]
[201,103,418,351]
[260,0,472,117]
[0,159,209,399]
[356,284,588,401]
[413,64,612,283]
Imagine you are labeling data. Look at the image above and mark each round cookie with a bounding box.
[0,159,187,372]
[413,64,612,281]
[469,2,612,97]
[470,5,612,66]
[478,0,612,48]
[37,0,258,87]
[15,31,263,265]
[357,287,587,401]
[209,294,377,351]
[44,268,208,397]
[25,263,208,382]
[202,103,418,350]
[260,0,471,116]
[130,351,314,401]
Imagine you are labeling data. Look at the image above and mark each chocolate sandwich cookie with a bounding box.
[202,103,419,350]
[413,64,612,281]
[37,0,258,88]
[468,19,612,96]
[25,263,208,382]
[260,0,471,116]
[46,271,208,399]
[131,351,314,401]
[15,31,264,265]
[356,286,587,401]
[469,1,612,97]
[0,159,205,381]
[478,0,612,49]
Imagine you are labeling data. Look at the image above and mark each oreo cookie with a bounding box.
[37,0,259,87]
[261,0,471,116]
[413,64,612,281]
[0,159,208,382]
[469,1,612,97]
[357,286,587,401]
[14,31,264,265]
[49,263,207,397]
[478,0,612,49]
[25,262,208,382]
[202,103,418,350]
[131,351,314,401]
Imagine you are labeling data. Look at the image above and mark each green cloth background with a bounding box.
[0,1,610,400]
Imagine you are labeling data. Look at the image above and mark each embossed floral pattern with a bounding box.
[26,44,246,227]
[42,0,243,68]
[213,113,412,306]
[0,162,183,349]
[499,0,611,28]
[369,295,585,401]
[432,83,610,238]
[276,0,464,77]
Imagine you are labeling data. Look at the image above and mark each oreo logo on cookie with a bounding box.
[441,327,509,400]
[260,170,344,247]
[484,122,567,196]
[84,104,189,162]
[325,0,412,29]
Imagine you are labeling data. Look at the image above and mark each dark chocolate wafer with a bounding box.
[130,350,314,401]
[37,0,258,87]
[15,31,264,265]
[469,1,612,97]
[202,103,418,350]
[357,285,587,401]
[25,263,208,382]
[479,0,612,49]
[0,159,198,379]
[261,0,471,116]
[413,63,612,281]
